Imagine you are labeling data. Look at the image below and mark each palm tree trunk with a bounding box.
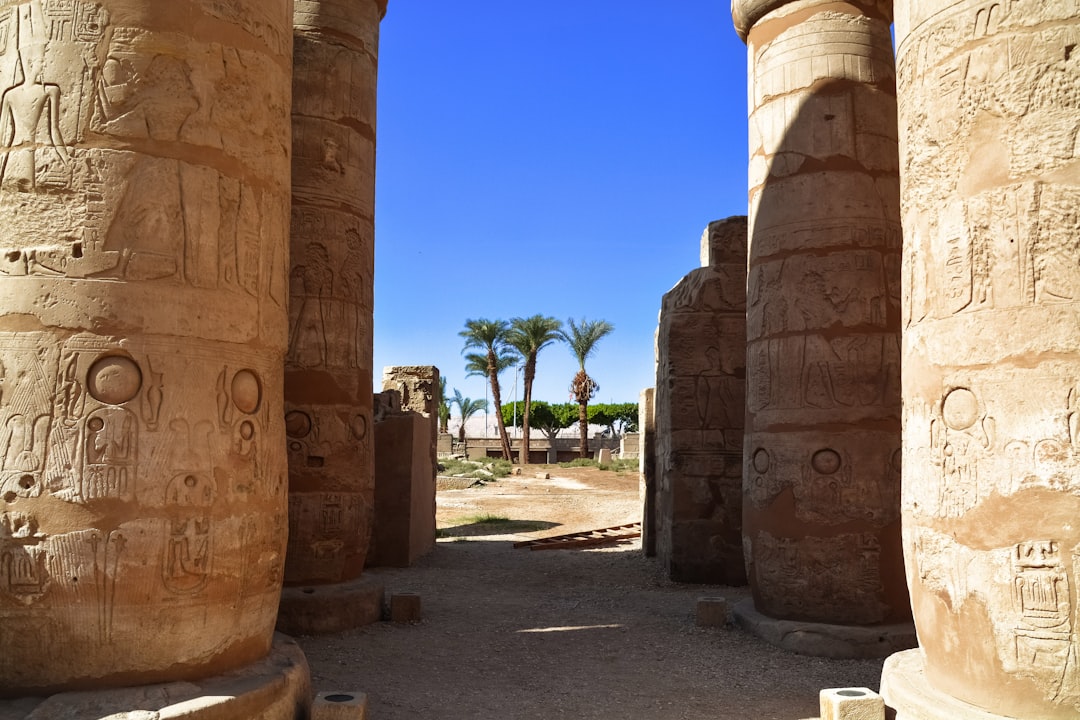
[489,351,512,460]
[578,400,589,457]
[520,357,536,464]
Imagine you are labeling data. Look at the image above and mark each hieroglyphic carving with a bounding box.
[752,530,887,624]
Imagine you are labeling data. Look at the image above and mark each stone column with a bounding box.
[278,0,386,633]
[732,0,912,656]
[0,0,294,696]
[655,217,748,584]
[881,2,1080,718]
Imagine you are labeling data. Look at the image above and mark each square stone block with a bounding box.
[390,592,422,623]
[313,691,368,720]
[696,596,731,627]
[819,687,884,720]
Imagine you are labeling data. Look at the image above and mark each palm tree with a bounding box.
[459,318,513,460]
[559,317,614,458]
[506,315,563,464]
[465,351,515,441]
[451,389,488,443]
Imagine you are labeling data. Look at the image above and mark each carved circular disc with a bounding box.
[811,449,842,475]
[285,410,312,438]
[349,414,367,441]
[231,370,262,414]
[942,388,979,430]
[752,448,770,473]
[87,356,142,405]
[239,420,255,441]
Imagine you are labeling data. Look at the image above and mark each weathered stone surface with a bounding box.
[888,2,1080,718]
[368,404,435,568]
[0,0,292,695]
[696,596,731,628]
[733,598,916,660]
[638,387,656,557]
[276,575,385,636]
[0,634,311,720]
[283,0,384,591]
[389,592,421,623]
[881,650,1015,720]
[655,217,747,585]
[740,0,907,627]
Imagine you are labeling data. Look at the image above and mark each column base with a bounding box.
[277,575,386,635]
[0,633,311,720]
[881,649,1015,720]
[732,598,917,659]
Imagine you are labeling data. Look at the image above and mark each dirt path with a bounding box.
[296,465,885,720]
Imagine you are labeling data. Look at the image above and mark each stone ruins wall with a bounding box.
[655,217,748,585]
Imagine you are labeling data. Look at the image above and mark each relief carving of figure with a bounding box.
[0,43,70,191]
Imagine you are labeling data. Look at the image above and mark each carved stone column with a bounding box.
[639,386,656,557]
[733,0,912,656]
[881,2,1080,718]
[0,0,293,696]
[278,0,387,635]
[655,217,748,585]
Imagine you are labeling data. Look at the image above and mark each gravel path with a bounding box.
[296,466,885,720]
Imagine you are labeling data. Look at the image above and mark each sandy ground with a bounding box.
[296,465,885,720]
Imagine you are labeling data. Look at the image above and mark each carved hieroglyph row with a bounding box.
[896,0,1080,716]
[0,334,287,690]
[741,0,905,625]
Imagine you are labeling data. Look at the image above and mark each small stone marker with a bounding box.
[312,691,369,720]
[819,687,885,720]
[596,448,613,463]
[390,592,422,623]
[535,472,550,479]
[696,596,731,627]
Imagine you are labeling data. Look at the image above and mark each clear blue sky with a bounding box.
[373,1,750,408]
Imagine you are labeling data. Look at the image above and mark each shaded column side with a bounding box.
[284,0,386,586]
[740,0,908,625]
[655,217,748,585]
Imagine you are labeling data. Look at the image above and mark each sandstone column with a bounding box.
[655,217,748,584]
[733,0,912,656]
[278,0,386,633]
[880,2,1080,718]
[0,0,293,695]
[639,386,656,557]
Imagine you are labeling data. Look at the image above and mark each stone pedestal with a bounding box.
[883,1,1080,718]
[0,0,295,696]
[734,0,909,649]
[655,217,748,585]
[0,634,311,720]
[279,0,386,634]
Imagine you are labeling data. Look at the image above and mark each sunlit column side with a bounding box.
[0,0,292,694]
[881,2,1080,718]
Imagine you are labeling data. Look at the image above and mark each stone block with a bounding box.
[595,448,613,463]
[695,596,731,627]
[535,471,550,479]
[390,592,422,623]
[313,691,368,720]
[819,687,884,720]
[369,413,435,567]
